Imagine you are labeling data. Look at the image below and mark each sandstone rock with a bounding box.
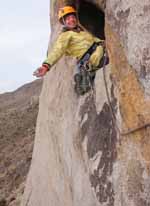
[22,1,150,206]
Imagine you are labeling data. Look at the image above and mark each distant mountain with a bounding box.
[0,79,42,206]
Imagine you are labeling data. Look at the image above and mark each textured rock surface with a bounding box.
[22,60,116,206]
[105,1,150,205]
[22,0,150,206]
[106,0,150,96]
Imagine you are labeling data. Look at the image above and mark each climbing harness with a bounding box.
[102,49,150,135]
[74,42,104,95]
[77,42,102,67]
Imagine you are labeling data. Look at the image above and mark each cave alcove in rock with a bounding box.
[78,0,105,39]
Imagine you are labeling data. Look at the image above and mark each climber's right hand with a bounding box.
[33,64,50,78]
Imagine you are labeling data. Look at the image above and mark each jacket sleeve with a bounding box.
[43,32,71,67]
[94,36,104,52]
[94,36,104,44]
[88,36,104,67]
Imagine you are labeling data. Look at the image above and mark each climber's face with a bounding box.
[64,14,77,29]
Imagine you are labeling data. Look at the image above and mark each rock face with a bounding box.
[0,79,42,206]
[22,1,150,206]
[105,1,150,205]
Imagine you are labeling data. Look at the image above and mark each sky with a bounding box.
[0,0,50,93]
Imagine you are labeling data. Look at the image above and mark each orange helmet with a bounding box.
[58,6,76,23]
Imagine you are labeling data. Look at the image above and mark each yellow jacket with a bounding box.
[44,30,104,67]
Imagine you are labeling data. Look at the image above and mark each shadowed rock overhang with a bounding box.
[78,0,105,39]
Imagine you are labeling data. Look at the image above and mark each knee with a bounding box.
[98,55,109,68]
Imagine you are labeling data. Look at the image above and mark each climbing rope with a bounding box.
[102,49,150,136]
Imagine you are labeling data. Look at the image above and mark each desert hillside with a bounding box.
[0,79,42,206]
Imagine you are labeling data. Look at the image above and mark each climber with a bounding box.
[33,6,109,95]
